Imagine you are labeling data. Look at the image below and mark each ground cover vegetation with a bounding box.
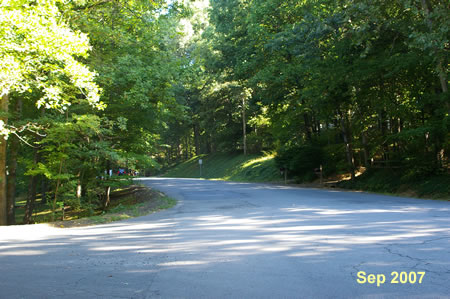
[14,184,175,226]
[0,0,448,225]
[163,152,281,182]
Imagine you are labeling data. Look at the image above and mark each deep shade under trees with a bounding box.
[0,0,448,225]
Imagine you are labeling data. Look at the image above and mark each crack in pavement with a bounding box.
[350,261,366,280]
[383,246,426,264]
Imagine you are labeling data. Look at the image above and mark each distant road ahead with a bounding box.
[0,178,449,298]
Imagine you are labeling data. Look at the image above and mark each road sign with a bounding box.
[199,159,203,165]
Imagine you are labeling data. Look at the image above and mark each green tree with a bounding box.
[0,0,103,225]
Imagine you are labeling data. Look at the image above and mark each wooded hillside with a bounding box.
[0,0,448,225]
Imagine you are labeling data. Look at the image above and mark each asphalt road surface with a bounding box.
[1,178,449,299]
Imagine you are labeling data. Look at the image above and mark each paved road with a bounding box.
[1,178,449,298]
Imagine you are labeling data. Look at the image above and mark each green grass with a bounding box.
[57,195,177,226]
[56,195,178,226]
[14,197,76,224]
[338,169,450,200]
[14,186,178,225]
[158,197,177,209]
[163,152,282,182]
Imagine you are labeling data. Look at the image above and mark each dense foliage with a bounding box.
[169,0,449,182]
[0,0,448,225]
[0,0,186,224]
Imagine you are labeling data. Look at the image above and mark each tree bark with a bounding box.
[438,60,448,94]
[76,169,84,203]
[103,186,111,209]
[242,97,247,155]
[193,123,201,156]
[23,174,37,224]
[6,98,22,225]
[40,177,48,205]
[52,159,64,222]
[184,136,189,160]
[6,135,18,225]
[102,160,111,209]
[421,0,449,111]
[361,131,370,167]
[303,112,312,141]
[0,93,8,225]
[76,180,82,200]
[437,60,449,114]
[340,113,355,180]
[23,148,39,224]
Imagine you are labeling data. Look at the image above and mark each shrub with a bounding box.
[275,144,323,179]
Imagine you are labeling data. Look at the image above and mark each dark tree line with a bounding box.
[163,0,449,183]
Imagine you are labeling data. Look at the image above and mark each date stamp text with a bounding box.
[357,271,425,287]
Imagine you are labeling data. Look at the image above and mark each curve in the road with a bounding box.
[0,178,449,298]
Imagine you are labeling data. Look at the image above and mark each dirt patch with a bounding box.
[51,186,175,228]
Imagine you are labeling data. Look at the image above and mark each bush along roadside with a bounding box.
[337,168,450,200]
[20,185,177,227]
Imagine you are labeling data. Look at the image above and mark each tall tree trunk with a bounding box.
[6,98,22,225]
[242,97,247,155]
[437,60,448,95]
[0,93,8,225]
[340,113,355,180]
[193,123,201,156]
[206,134,212,154]
[421,0,448,166]
[6,135,19,225]
[103,186,111,210]
[184,136,189,160]
[76,171,82,207]
[76,169,87,202]
[303,113,312,141]
[76,182,82,199]
[23,175,37,224]
[23,148,39,224]
[361,131,370,167]
[103,160,111,209]
[379,109,389,161]
[52,159,64,222]
[23,177,37,224]
[421,0,449,112]
[41,177,48,205]
[38,108,48,205]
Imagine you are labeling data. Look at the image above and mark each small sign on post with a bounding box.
[198,159,203,177]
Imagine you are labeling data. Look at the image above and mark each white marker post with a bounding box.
[198,159,203,177]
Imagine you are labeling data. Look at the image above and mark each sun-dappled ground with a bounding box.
[1,178,449,298]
